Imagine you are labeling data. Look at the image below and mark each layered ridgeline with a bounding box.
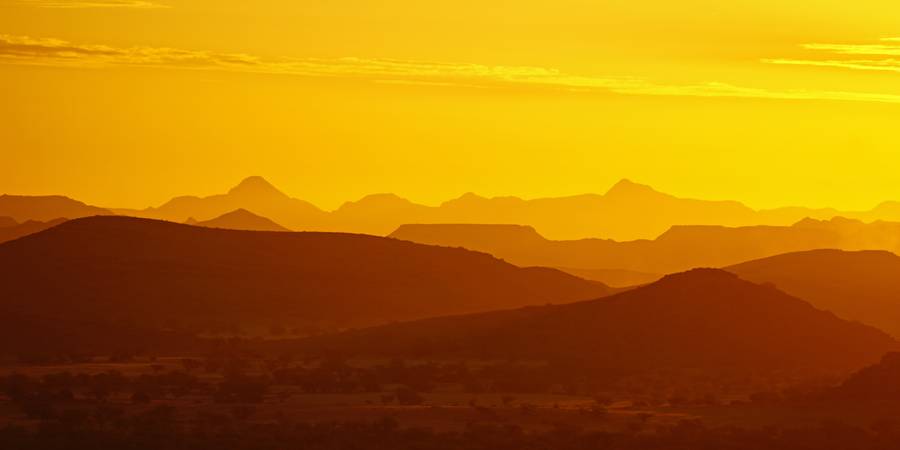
[390,217,900,281]
[9,176,900,240]
[727,250,900,338]
[293,269,895,373]
[115,176,328,231]
[0,216,610,355]
[24,176,897,241]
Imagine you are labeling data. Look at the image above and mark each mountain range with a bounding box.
[294,269,895,373]
[389,217,900,278]
[7,176,900,240]
[0,216,610,354]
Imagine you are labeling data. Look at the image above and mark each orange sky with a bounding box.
[1,0,900,210]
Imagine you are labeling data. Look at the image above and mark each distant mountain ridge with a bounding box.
[294,269,895,373]
[113,176,328,230]
[390,217,900,276]
[8,176,900,240]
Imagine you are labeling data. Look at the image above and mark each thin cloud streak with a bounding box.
[764,37,900,75]
[764,58,900,74]
[2,34,900,105]
[11,0,168,8]
[803,43,900,57]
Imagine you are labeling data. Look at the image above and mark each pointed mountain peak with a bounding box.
[604,179,660,197]
[196,208,289,232]
[227,176,287,199]
[357,193,411,204]
[457,192,484,201]
[218,208,257,218]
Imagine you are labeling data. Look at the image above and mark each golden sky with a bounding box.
[1,0,899,210]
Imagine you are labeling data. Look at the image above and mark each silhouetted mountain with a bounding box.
[0,216,610,354]
[390,217,900,276]
[331,193,433,235]
[296,269,895,373]
[0,195,110,222]
[194,208,289,232]
[114,176,328,229]
[423,180,762,240]
[17,177,900,241]
[727,249,900,337]
[0,218,67,245]
[104,177,896,241]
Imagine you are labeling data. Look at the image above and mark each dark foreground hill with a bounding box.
[828,352,900,403]
[0,216,610,355]
[727,250,900,337]
[294,269,895,373]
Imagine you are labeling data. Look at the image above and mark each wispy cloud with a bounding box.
[765,58,900,74]
[764,37,900,74]
[11,0,168,8]
[3,34,900,105]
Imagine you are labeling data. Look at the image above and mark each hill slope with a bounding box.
[727,249,900,337]
[194,208,289,231]
[296,269,895,373]
[0,216,611,354]
[827,352,900,403]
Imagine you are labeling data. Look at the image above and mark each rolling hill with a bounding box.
[294,269,895,373]
[0,216,611,355]
[727,249,900,337]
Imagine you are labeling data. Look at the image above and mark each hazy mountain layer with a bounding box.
[390,217,900,276]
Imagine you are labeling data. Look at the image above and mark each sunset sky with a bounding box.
[2,0,899,210]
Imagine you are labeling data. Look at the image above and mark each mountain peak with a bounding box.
[604,179,660,197]
[227,176,287,198]
[196,208,289,232]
